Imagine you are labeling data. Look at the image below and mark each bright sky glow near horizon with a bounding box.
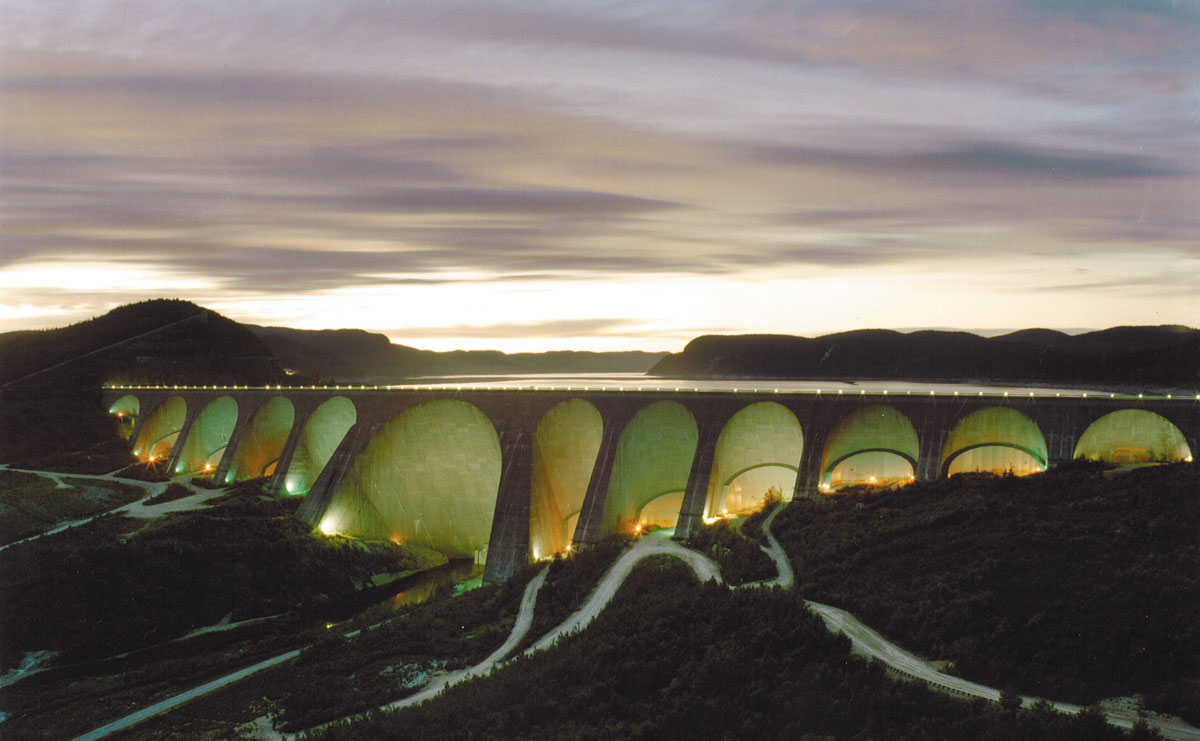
[1,0,1197,352]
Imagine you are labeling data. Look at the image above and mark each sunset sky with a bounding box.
[1,0,1196,352]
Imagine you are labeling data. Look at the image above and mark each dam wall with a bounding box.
[103,384,1199,583]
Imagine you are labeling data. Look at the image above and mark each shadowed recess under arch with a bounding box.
[228,396,295,482]
[1074,409,1192,464]
[705,401,803,518]
[174,396,237,474]
[601,400,698,535]
[282,396,357,496]
[821,404,918,491]
[132,395,185,461]
[941,407,1047,478]
[530,399,602,560]
[317,399,501,561]
[108,394,140,440]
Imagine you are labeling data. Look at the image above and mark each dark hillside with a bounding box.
[773,463,1200,722]
[323,561,1139,740]
[0,483,443,670]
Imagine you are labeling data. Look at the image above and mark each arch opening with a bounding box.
[601,400,698,537]
[1075,409,1192,464]
[282,396,357,496]
[718,464,797,518]
[940,407,1048,478]
[529,400,602,561]
[174,396,238,475]
[108,395,140,440]
[946,446,1045,477]
[638,491,685,531]
[705,402,803,519]
[826,450,915,491]
[228,396,295,482]
[820,405,919,493]
[132,396,186,462]
[317,399,501,562]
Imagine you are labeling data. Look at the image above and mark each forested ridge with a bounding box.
[650,326,1200,387]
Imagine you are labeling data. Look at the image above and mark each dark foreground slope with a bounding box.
[318,561,1145,741]
[773,463,1200,723]
[650,326,1200,388]
[0,483,442,671]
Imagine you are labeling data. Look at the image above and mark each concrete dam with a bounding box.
[101,381,1198,583]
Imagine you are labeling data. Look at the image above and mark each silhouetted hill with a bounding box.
[992,328,1075,348]
[0,300,288,469]
[249,325,664,381]
[650,326,1200,389]
[0,299,284,389]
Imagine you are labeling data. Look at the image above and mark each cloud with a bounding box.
[2,1,1197,347]
[750,139,1191,180]
[1021,0,1200,23]
[331,187,681,217]
[383,317,640,340]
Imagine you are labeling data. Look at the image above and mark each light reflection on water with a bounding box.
[351,560,482,625]
[390,560,482,608]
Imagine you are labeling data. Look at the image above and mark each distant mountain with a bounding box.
[649,326,1200,390]
[0,299,662,467]
[0,299,664,391]
[248,326,665,381]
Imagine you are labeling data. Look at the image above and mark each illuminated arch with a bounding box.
[173,396,238,474]
[228,396,295,482]
[1075,410,1192,464]
[820,405,918,492]
[281,396,357,496]
[941,407,1048,478]
[705,402,803,518]
[132,396,186,462]
[108,394,140,440]
[530,400,603,560]
[317,399,501,560]
[602,400,698,534]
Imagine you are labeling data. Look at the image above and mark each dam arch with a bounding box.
[820,404,918,491]
[529,399,603,560]
[227,396,295,482]
[317,399,501,561]
[108,394,140,440]
[941,407,1048,478]
[280,396,357,496]
[1074,409,1192,464]
[705,401,803,518]
[174,396,238,474]
[132,395,186,461]
[601,400,698,535]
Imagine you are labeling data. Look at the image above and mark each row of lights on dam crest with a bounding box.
[104,383,1198,400]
